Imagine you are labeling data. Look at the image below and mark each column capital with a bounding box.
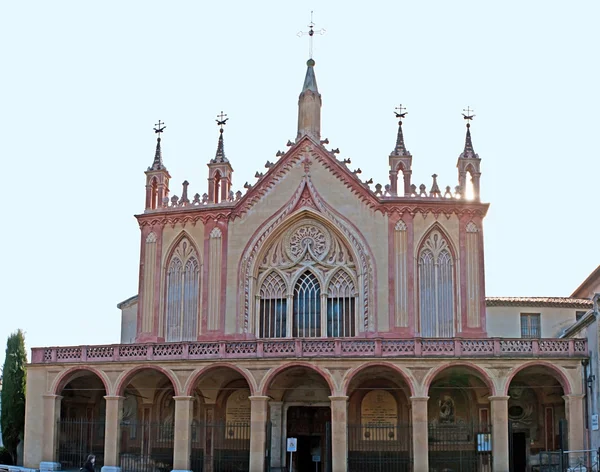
[410,396,429,403]
[43,394,62,400]
[104,395,125,401]
[563,393,586,401]
[328,396,349,402]
[488,395,510,402]
[173,395,194,402]
[249,395,270,402]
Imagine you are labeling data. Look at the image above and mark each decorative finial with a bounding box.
[391,104,410,157]
[216,111,229,134]
[460,107,478,159]
[297,11,326,59]
[394,104,407,122]
[212,112,229,163]
[462,106,475,128]
[154,120,166,135]
[150,120,166,170]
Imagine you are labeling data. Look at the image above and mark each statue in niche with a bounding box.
[438,395,455,424]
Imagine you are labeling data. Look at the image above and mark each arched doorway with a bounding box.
[345,364,412,472]
[57,369,107,470]
[426,365,493,472]
[117,367,177,472]
[507,365,567,472]
[187,366,253,472]
[265,364,333,472]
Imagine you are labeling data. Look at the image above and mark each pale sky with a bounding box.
[1,1,598,365]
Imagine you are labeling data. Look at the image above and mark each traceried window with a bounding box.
[520,313,540,338]
[165,238,200,342]
[418,230,455,337]
[254,218,359,338]
[259,272,287,338]
[293,271,321,337]
[327,270,356,337]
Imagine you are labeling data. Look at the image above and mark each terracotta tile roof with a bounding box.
[486,297,592,309]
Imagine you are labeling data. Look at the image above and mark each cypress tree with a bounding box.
[1,330,27,464]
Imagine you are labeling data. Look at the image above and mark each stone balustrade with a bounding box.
[31,337,587,364]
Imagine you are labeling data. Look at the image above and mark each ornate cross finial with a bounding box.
[462,107,475,127]
[297,11,326,59]
[394,104,408,122]
[216,111,229,133]
[154,120,166,135]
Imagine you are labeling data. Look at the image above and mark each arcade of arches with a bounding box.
[27,358,584,472]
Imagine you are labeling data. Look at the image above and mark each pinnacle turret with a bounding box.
[388,105,413,196]
[459,123,479,159]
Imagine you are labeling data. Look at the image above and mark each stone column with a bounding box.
[564,394,585,452]
[269,401,284,469]
[249,396,269,472]
[329,396,348,472]
[204,405,216,472]
[489,396,510,472]
[410,396,429,472]
[173,396,194,472]
[102,396,124,472]
[40,394,62,472]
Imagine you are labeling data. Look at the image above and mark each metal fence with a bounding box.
[119,421,173,472]
[347,423,412,472]
[58,418,105,471]
[428,422,492,472]
[539,449,600,472]
[190,422,250,472]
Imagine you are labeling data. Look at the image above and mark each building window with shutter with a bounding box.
[520,313,540,338]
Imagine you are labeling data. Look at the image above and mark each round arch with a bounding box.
[342,362,415,397]
[114,365,181,397]
[503,361,572,396]
[422,361,495,396]
[259,361,335,396]
[184,363,257,397]
[52,366,110,396]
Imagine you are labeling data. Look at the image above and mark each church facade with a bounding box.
[23,57,590,472]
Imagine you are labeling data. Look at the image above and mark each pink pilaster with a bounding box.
[405,213,415,335]
[458,214,469,335]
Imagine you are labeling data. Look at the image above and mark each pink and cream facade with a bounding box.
[24,60,589,472]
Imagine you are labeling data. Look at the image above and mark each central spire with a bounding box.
[296,59,322,142]
[296,14,324,142]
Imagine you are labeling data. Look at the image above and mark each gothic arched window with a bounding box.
[327,270,356,337]
[418,230,455,337]
[259,272,287,338]
[293,271,321,337]
[165,238,200,342]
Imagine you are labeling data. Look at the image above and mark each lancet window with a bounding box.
[165,238,200,342]
[255,219,358,338]
[258,272,287,338]
[418,230,455,337]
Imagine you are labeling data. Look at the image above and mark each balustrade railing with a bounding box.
[31,337,587,364]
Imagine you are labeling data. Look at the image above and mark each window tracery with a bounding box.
[418,230,455,337]
[255,218,358,338]
[165,237,200,342]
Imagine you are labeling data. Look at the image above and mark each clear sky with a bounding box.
[1,1,598,365]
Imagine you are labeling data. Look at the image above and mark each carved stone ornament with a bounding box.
[466,221,478,233]
[146,232,157,243]
[394,220,407,232]
[210,227,222,239]
[285,221,331,261]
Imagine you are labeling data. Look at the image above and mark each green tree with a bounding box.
[1,330,27,464]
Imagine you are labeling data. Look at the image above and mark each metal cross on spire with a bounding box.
[297,11,326,59]
[154,120,166,135]
[216,111,229,133]
[394,104,408,120]
[462,107,476,127]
